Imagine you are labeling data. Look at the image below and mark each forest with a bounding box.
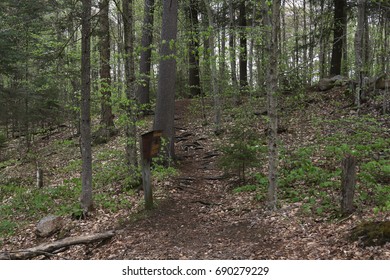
[0,0,389,260]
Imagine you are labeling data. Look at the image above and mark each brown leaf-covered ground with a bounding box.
[1,91,390,260]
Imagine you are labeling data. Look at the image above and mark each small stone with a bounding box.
[36,215,63,237]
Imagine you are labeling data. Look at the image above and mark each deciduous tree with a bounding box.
[153,0,179,159]
[80,0,93,215]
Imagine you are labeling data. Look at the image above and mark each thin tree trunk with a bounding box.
[137,0,155,106]
[266,0,280,210]
[248,2,256,90]
[80,0,93,215]
[293,0,299,71]
[239,0,248,94]
[123,0,138,167]
[308,0,314,84]
[319,0,327,79]
[187,0,201,97]
[355,0,366,108]
[229,0,238,99]
[203,0,221,134]
[99,0,114,129]
[302,0,308,84]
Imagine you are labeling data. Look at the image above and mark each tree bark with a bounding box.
[99,0,114,129]
[354,0,366,108]
[153,0,178,159]
[265,0,280,210]
[187,0,201,97]
[330,0,346,76]
[80,0,93,215]
[137,0,155,106]
[203,0,221,134]
[0,230,115,260]
[341,155,356,215]
[239,0,248,93]
[123,0,138,167]
[229,0,238,98]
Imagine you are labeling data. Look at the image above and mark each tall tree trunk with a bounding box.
[229,0,238,98]
[99,0,114,129]
[302,0,308,84]
[137,0,155,107]
[248,2,256,90]
[203,0,221,134]
[319,0,328,79]
[187,0,201,97]
[123,0,138,167]
[80,0,93,215]
[265,0,280,210]
[293,0,299,71]
[153,0,178,159]
[330,0,346,76]
[308,0,314,84]
[381,8,389,73]
[354,0,366,108]
[239,0,248,93]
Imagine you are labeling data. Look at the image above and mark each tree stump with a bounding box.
[341,154,356,215]
[36,168,43,188]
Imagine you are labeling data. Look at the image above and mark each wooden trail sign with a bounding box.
[141,130,163,160]
[141,130,162,209]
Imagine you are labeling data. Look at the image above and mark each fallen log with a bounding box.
[0,230,115,260]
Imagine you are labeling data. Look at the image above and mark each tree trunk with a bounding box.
[203,0,221,134]
[137,0,155,106]
[153,0,178,159]
[329,0,346,76]
[341,155,356,215]
[123,0,138,167]
[302,0,308,84]
[354,0,366,108]
[229,0,238,99]
[265,0,280,210]
[99,0,114,129]
[80,0,93,215]
[239,0,248,94]
[308,0,314,84]
[187,0,201,97]
[293,0,299,71]
[248,2,256,90]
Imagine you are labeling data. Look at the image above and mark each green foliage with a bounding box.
[93,149,141,189]
[269,113,389,217]
[0,220,17,238]
[61,159,82,174]
[151,149,178,181]
[94,193,132,212]
[54,139,77,149]
[232,173,268,201]
[358,160,390,212]
[219,108,266,183]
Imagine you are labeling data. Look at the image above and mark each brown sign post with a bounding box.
[141,130,162,209]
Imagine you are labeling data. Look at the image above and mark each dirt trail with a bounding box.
[106,99,270,259]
